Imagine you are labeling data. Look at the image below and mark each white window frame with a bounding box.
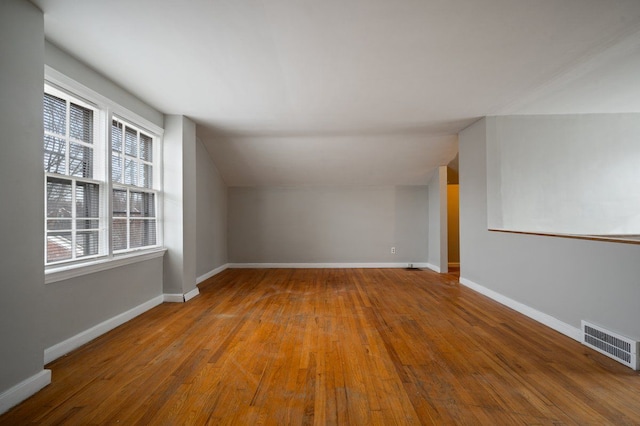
[44,66,165,284]
[111,116,160,253]
[44,85,106,265]
[45,176,106,264]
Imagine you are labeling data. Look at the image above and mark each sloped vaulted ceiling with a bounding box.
[32,0,640,185]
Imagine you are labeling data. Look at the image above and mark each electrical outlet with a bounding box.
[391,247,396,254]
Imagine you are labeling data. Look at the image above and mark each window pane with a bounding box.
[69,103,93,143]
[76,182,100,218]
[112,120,123,153]
[44,135,66,174]
[124,159,138,186]
[130,191,155,217]
[125,126,137,157]
[43,93,66,135]
[47,219,72,231]
[130,219,156,248]
[140,133,152,161]
[69,143,93,178]
[46,177,72,218]
[76,219,100,230]
[47,232,72,262]
[141,164,153,188]
[112,154,123,183]
[76,231,99,257]
[112,189,127,217]
[112,220,127,251]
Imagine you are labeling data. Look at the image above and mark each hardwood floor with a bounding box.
[2,268,639,425]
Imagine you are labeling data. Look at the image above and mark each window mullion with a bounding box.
[137,130,141,187]
[65,98,71,175]
[126,188,131,250]
[71,179,77,261]
[106,109,114,259]
[44,175,49,263]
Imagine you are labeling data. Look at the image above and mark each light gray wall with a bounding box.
[487,114,640,235]
[427,166,448,271]
[42,38,166,349]
[44,258,163,348]
[228,186,428,264]
[163,115,197,295]
[0,0,46,395]
[460,118,640,339]
[45,42,163,129]
[196,139,228,276]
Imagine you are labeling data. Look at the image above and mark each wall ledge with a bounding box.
[46,248,166,284]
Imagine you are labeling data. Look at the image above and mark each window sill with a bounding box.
[45,248,167,284]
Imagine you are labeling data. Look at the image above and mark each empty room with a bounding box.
[2,0,640,424]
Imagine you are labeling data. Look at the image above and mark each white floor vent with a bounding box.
[581,321,638,370]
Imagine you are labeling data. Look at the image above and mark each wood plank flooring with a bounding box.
[2,268,639,425]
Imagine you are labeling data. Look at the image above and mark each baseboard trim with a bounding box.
[448,262,460,268]
[44,295,164,364]
[425,263,440,273]
[184,287,200,302]
[228,262,427,269]
[163,294,184,303]
[196,263,229,284]
[459,277,581,341]
[0,369,51,415]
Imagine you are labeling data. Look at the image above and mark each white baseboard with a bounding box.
[425,263,440,273]
[228,262,426,269]
[44,295,164,364]
[184,287,200,302]
[0,369,51,415]
[196,263,229,284]
[163,294,184,303]
[459,277,581,341]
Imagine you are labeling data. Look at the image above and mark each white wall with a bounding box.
[460,118,640,340]
[427,166,448,272]
[228,186,428,264]
[44,258,163,349]
[0,0,47,402]
[45,42,163,129]
[163,115,197,295]
[196,139,228,277]
[487,114,640,235]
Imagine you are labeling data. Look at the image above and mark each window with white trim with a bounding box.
[44,89,104,264]
[44,83,161,267]
[111,118,158,251]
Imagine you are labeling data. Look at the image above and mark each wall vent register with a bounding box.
[581,320,638,370]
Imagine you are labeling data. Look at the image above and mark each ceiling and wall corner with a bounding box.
[29,0,640,187]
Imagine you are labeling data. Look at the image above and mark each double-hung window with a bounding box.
[111,118,158,251]
[44,88,103,263]
[44,80,162,270]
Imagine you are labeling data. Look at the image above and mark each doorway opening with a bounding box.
[447,159,460,278]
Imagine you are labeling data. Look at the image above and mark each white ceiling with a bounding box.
[32,0,640,186]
